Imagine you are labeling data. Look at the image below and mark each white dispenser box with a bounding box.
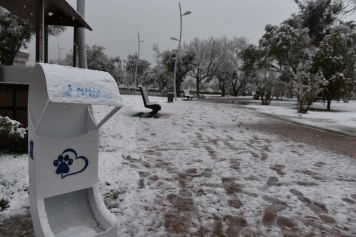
[28,63,123,237]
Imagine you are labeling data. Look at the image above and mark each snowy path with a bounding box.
[100,96,356,236]
[0,95,356,236]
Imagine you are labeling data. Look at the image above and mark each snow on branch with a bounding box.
[0,116,27,140]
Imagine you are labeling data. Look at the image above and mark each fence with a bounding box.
[0,66,32,152]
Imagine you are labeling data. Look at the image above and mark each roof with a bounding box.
[0,0,92,30]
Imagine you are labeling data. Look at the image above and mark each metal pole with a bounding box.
[134,33,140,93]
[73,27,77,67]
[124,64,127,87]
[36,0,44,63]
[135,33,143,93]
[173,3,183,100]
[44,25,48,63]
[77,0,87,69]
[41,0,45,62]
[57,43,61,63]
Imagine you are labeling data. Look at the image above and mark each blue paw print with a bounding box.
[53,154,73,175]
[53,149,89,179]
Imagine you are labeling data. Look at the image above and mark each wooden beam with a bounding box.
[44,25,48,63]
[73,27,77,67]
[35,0,42,62]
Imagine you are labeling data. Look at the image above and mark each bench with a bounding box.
[183,90,194,100]
[139,87,161,117]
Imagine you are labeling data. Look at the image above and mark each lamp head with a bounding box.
[170,37,179,41]
[183,11,191,16]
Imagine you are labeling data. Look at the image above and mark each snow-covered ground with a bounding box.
[0,95,356,236]
[242,97,356,138]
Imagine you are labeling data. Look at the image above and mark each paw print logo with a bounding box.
[53,154,73,175]
[53,149,89,179]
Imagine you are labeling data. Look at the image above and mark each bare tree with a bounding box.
[186,37,220,97]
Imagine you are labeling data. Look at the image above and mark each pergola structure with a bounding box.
[0,0,92,66]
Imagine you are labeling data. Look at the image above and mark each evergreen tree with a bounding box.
[125,54,151,87]
[310,32,356,109]
[0,7,65,65]
[0,8,33,65]
[295,0,344,46]
[259,15,312,82]
[60,45,124,83]
[160,49,195,97]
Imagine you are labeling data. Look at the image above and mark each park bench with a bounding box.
[183,90,195,100]
[139,86,161,117]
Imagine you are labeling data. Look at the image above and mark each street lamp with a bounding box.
[135,33,144,93]
[57,43,64,64]
[171,2,191,100]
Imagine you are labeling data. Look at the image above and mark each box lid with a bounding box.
[33,63,123,107]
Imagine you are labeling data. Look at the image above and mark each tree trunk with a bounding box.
[196,78,200,98]
[289,85,293,98]
[5,44,22,66]
[232,83,238,96]
[221,87,226,97]
[233,89,238,96]
[176,80,181,97]
[327,100,331,110]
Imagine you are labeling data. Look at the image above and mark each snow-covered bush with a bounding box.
[293,70,328,113]
[0,116,27,141]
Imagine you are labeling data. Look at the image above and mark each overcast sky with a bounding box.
[27,0,302,66]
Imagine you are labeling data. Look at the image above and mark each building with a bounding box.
[13,50,30,66]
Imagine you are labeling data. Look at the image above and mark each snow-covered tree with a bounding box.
[0,116,27,141]
[0,7,65,65]
[140,44,169,91]
[0,8,32,65]
[213,36,232,97]
[160,49,195,97]
[239,44,261,96]
[255,69,280,105]
[141,64,172,91]
[60,45,124,84]
[344,0,356,13]
[294,0,344,47]
[125,54,151,87]
[293,70,328,113]
[141,44,195,94]
[187,37,220,97]
[259,15,313,83]
[213,36,250,97]
[310,32,356,110]
[259,15,314,99]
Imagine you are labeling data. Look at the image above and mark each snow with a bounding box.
[244,97,356,137]
[37,63,123,107]
[0,116,27,139]
[56,225,97,237]
[1,95,356,236]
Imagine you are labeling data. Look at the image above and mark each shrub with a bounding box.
[0,116,27,141]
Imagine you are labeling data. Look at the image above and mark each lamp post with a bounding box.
[135,33,144,93]
[171,2,191,100]
[57,43,64,64]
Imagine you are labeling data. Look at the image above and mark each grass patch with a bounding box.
[0,149,26,158]
[133,112,145,117]
[308,107,338,112]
